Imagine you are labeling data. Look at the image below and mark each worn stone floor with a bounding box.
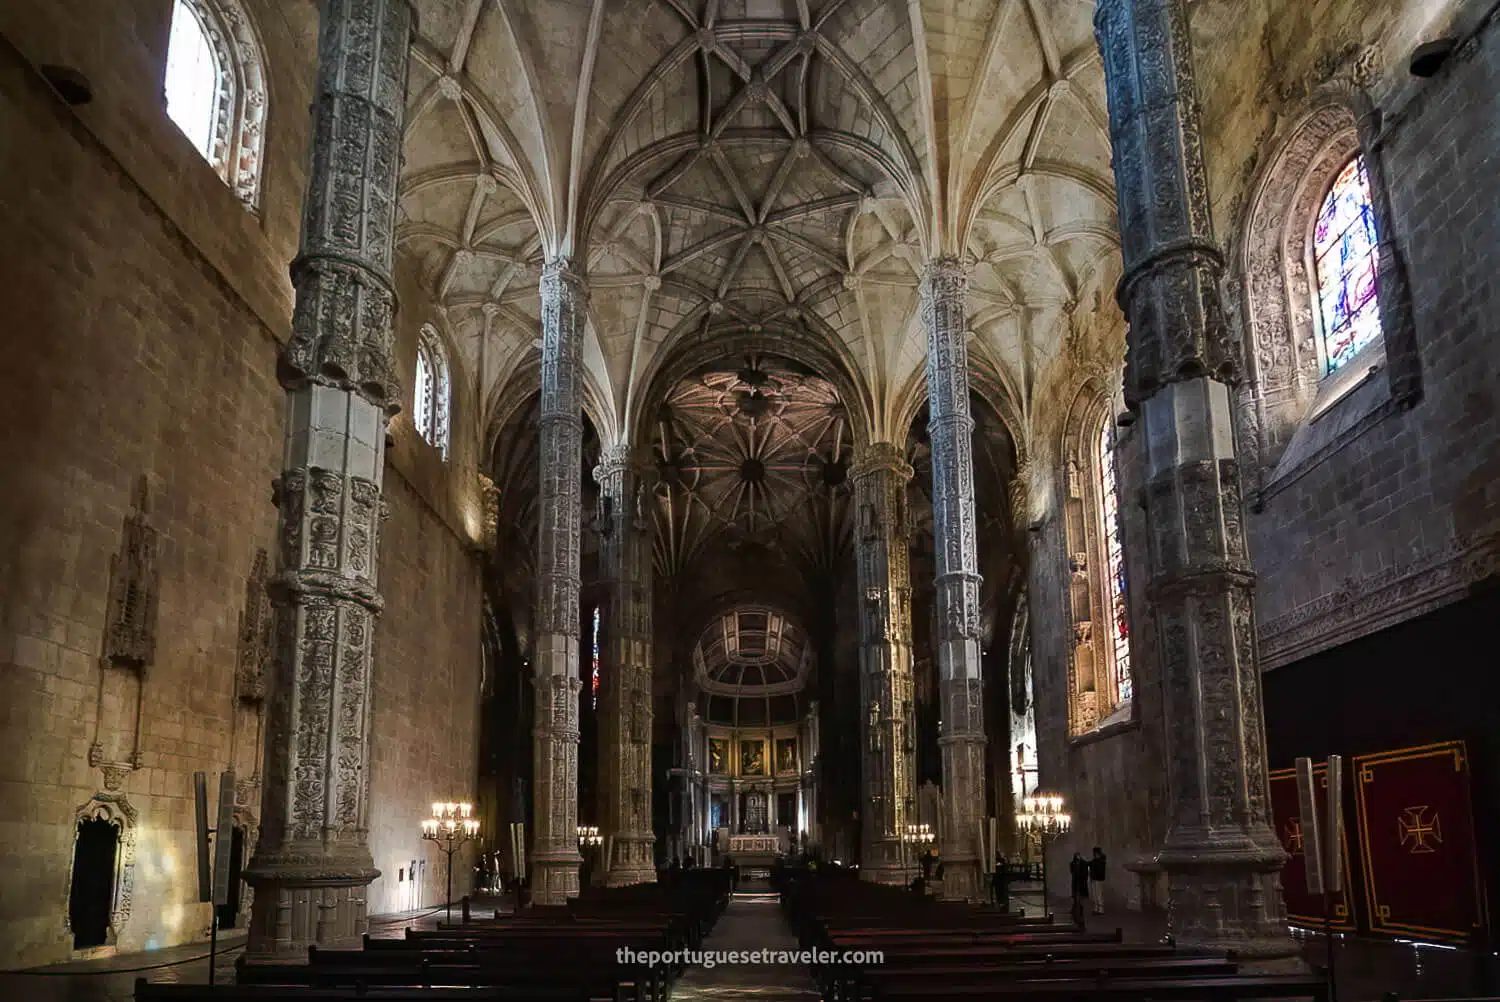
[3,886,1493,1002]
[669,887,820,1001]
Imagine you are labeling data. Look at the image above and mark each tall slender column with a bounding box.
[1094,0,1293,957]
[593,444,657,885]
[243,0,412,961]
[531,260,586,904]
[851,443,917,884]
[919,260,987,902]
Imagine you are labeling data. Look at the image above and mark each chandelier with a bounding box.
[1015,793,1071,836]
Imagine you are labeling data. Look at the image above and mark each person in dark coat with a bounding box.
[1069,852,1090,925]
[1089,847,1108,915]
[991,859,1009,911]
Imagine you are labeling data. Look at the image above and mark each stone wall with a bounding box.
[1198,0,1500,664]
[1030,421,1168,911]
[0,5,486,968]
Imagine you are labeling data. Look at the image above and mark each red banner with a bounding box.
[1354,741,1486,943]
[1268,766,1355,930]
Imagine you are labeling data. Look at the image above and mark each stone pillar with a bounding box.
[592,444,657,885]
[919,259,987,902]
[1094,0,1293,958]
[851,443,917,885]
[531,260,586,905]
[243,0,412,962]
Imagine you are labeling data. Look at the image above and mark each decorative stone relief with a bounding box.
[532,259,588,902]
[918,261,986,903]
[850,443,917,884]
[65,793,139,941]
[244,0,412,963]
[104,476,160,671]
[1095,0,1293,958]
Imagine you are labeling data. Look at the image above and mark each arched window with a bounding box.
[1097,420,1131,703]
[590,608,601,711]
[162,0,267,207]
[1312,155,1383,374]
[413,325,452,459]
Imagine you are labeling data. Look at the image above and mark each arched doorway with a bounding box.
[69,817,119,949]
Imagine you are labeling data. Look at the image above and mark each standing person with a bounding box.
[1089,846,1107,915]
[991,858,1009,911]
[1069,852,1089,926]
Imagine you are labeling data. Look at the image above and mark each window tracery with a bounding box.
[413,325,452,459]
[1097,420,1132,703]
[162,0,268,207]
[1312,156,1383,374]
[1061,390,1134,738]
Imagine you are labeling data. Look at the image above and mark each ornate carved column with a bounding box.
[919,259,987,902]
[592,443,657,885]
[1094,0,1293,957]
[531,260,587,905]
[851,443,917,885]
[243,0,412,961]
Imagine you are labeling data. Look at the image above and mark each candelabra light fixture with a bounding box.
[1015,793,1070,910]
[577,825,602,846]
[422,801,480,924]
[1015,794,1071,837]
[900,823,936,890]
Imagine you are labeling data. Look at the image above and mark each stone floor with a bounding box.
[669,887,819,1001]
[4,886,1493,1002]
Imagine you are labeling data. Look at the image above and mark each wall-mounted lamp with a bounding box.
[1409,38,1457,77]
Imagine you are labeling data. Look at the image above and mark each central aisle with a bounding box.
[670,891,821,1001]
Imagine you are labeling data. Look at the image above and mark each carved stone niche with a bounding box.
[64,793,138,945]
[236,549,273,705]
[91,477,160,782]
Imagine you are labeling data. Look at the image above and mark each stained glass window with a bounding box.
[1098,419,1132,704]
[1313,156,1383,373]
[590,608,601,711]
[414,326,451,459]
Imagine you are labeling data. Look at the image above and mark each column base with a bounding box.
[241,850,379,962]
[937,858,984,902]
[1160,828,1298,961]
[603,834,657,886]
[860,838,909,885]
[531,848,582,905]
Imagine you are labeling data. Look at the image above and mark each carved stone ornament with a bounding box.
[1095,0,1293,958]
[66,794,139,938]
[237,549,274,704]
[245,0,413,963]
[105,476,160,671]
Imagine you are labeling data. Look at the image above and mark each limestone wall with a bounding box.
[0,4,485,968]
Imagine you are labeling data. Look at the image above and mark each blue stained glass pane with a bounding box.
[1313,156,1383,373]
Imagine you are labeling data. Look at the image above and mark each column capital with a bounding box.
[850,442,913,482]
[541,258,588,301]
[919,258,970,302]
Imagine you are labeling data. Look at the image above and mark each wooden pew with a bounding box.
[136,982,612,1001]
[865,973,1329,1000]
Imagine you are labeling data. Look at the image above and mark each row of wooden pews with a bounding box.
[135,870,730,1002]
[779,869,1328,1002]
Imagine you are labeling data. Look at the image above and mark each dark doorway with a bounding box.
[69,818,118,949]
[216,826,245,929]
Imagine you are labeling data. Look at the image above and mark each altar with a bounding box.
[724,832,786,868]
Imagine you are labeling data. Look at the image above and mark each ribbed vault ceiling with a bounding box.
[399,0,1122,458]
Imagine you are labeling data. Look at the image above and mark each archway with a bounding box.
[68,818,119,949]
